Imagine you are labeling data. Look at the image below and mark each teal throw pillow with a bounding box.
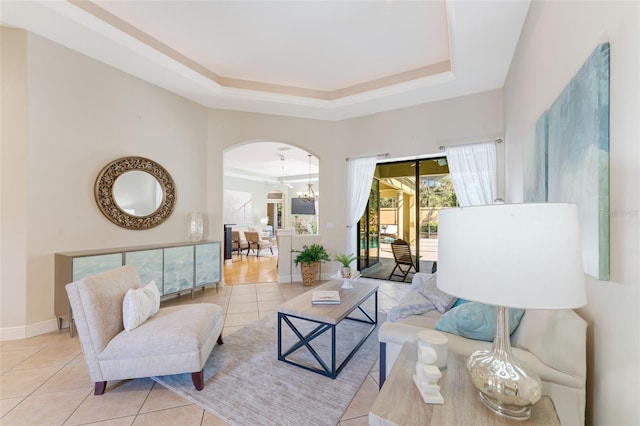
[434,302,525,342]
[451,298,471,309]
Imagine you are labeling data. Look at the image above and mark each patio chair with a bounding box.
[388,239,418,282]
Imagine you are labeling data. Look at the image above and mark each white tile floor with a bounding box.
[1,280,409,426]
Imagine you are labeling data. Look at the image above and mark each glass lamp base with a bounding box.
[478,389,532,420]
[466,307,542,421]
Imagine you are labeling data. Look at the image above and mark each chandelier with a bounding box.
[300,154,318,202]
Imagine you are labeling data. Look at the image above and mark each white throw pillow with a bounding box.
[142,280,161,316]
[122,287,152,331]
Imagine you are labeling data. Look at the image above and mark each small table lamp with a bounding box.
[437,203,586,420]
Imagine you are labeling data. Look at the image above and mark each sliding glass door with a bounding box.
[357,179,380,270]
[359,158,454,278]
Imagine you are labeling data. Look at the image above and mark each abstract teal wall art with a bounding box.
[523,111,548,202]
[547,42,610,280]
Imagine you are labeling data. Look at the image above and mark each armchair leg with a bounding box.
[192,370,204,391]
[94,381,107,395]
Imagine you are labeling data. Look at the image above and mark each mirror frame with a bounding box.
[94,156,176,230]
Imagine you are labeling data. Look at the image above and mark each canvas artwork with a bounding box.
[523,111,548,203]
[546,43,610,280]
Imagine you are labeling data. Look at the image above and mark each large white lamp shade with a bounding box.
[437,203,586,309]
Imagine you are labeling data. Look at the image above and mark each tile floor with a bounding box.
[0,279,409,426]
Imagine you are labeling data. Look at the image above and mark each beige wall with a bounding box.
[1,28,29,331]
[0,30,210,338]
[503,1,639,424]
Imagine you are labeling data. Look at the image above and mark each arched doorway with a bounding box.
[223,141,319,285]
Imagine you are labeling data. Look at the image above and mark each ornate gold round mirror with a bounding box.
[94,156,176,230]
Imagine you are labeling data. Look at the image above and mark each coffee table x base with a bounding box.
[277,295,378,379]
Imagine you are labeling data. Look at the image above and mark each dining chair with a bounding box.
[244,231,274,257]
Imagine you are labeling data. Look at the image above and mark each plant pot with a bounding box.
[301,262,319,287]
[340,267,352,279]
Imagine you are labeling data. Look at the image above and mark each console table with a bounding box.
[55,240,221,336]
[369,342,560,426]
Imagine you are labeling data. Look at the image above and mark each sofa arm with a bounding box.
[379,322,426,346]
[378,322,495,386]
[378,322,432,386]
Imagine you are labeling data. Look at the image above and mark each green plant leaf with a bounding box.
[292,244,331,266]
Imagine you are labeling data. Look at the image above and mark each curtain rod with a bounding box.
[345,153,389,161]
[438,139,503,151]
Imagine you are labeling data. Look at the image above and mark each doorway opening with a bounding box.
[358,157,455,281]
[223,142,319,285]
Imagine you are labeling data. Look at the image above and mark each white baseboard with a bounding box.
[278,274,293,283]
[0,318,60,341]
[278,271,336,284]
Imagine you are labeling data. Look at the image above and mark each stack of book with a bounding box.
[311,290,340,305]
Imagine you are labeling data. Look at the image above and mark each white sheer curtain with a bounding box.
[445,141,497,206]
[346,156,378,256]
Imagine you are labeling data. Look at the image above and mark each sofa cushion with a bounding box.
[100,303,223,379]
[434,302,525,341]
[123,287,152,331]
[122,280,162,331]
[142,280,161,316]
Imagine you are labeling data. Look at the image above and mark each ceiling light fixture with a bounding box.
[301,154,318,203]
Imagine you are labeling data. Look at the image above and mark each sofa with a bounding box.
[379,273,587,425]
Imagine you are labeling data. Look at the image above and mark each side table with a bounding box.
[369,342,560,426]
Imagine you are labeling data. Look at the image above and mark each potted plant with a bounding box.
[334,253,357,278]
[293,244,330,286]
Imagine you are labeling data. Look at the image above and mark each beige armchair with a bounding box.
[244,231,274,256]
[65,265,224,395]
